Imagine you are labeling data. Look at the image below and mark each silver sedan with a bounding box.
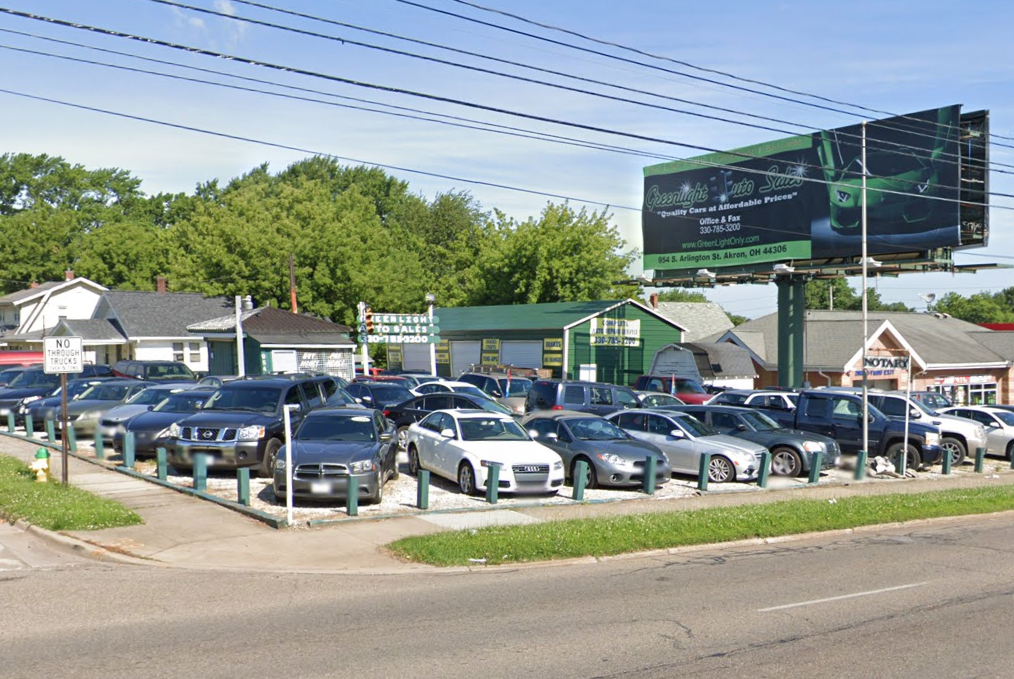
[938,406,1014,459]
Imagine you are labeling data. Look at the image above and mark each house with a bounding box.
[0,270,107,339]
[187,305,355,380]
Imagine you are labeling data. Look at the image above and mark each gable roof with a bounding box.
[188,306,353,346]
[682,342,758,379]
[99,291,234,338]
[0,278,107,306]
[437,299,686,333]
[652,302,733,342]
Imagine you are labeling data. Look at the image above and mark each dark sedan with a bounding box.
[115,389,216,457]
[345,382,414,410]
[272,407,398,505]
[383,393,514,450]
[668,405,841,477]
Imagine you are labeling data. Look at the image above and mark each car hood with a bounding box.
[455,440,562,465]
[0,387,58,400]
[287,441,379,464]
[102,404,151,423]
[698,434,766,455]
[571,438,665,460]
[176,410,278,428]
[67,399,125,416]
[126,410,193,432]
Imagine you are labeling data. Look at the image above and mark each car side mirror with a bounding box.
[379,432,393,442]
[440,428,456,439]
[491,389,503,397]
[909,408,921,419]
[736,423,748,431]
[147,405,154,411]
[669,429,686,439]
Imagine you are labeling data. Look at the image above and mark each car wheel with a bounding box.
[572,457,598,489]
[458,462,478,496]
[886,442,921,471]
[940,437,966,467]
[396,426,410,451]
[708,456,735,483]
[1008,441,1014,461]
[372,474,384,505]
[770,447,803,477]
[407,445,420,476]
[259,438,282,478]
[390,454,400,481]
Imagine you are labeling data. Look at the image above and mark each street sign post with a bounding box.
[43,336,84,485]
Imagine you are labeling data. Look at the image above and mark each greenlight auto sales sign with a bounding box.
[641,106,962,272]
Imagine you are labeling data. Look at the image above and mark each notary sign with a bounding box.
[863,356,910,370]
[44,336,84,374]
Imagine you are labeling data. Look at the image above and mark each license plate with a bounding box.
[310,481,331,494]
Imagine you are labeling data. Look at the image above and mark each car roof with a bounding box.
[307,406,376,417]
[442,408,515,419]
[669,404,752,413]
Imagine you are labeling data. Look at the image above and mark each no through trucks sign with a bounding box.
[43,336,84,374]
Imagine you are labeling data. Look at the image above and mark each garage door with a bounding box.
[451,341,481,378]
[500,341,543,370]
[400,343,433,372]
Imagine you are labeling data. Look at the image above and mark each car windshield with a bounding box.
[993,410,1014,427]
[370,385,413,403]
[673,414,717,437]
[740,410,781,431]
[296,414,376,442]
[568,418,628,441]
[151,392,210,413]
[127,388,180,406]
[203,387,281,413]
[325,389,358,407]
[472,397,514,416]
[457,417,529,441]
[496,377,533,396]
[451,385,489,398]
[908,399,936,416]
[0,369,24,383]
[8,371,60,388]
[79,384,133,401]
[716,392,748,404]
[146,364,196,380]
[642,393,681,407]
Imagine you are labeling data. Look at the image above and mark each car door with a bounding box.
[560,385,587,412]
[284,385,307,428]
[587,386,616,416]
[429,412,461,478]
[828,396,864,454]
[956,409,1006,455]
[413,413,445,474]
[644,413,696,473]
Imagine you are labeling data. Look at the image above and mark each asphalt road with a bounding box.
[4,514,1014,678]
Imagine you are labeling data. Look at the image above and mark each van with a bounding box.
[524,379,640,415]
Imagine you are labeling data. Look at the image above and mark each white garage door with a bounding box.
[400,343,433,372]
[500,341,543,369]
[451,341,481,378]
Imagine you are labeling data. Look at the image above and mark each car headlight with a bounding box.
[924,432,940,445]
[167,423,181,438]
[596,452,628,466]
[350,460,376,474]
[553,460,563,471]
[976,424,986,439]
[274,456,286,470]
[237,425,265,441]
[20,395,41,405]
[802,441,823,453]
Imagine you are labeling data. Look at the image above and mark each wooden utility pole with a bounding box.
[288,254,298,314]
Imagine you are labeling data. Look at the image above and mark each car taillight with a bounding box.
[382,409,391,417]
[552,405,563,410]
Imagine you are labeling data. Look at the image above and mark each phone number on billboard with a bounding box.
[699,223,741,234]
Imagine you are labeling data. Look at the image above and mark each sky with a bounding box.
[1,0,1013,319]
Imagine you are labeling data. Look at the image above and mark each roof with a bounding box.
[721,310,1009,371]
[188,306,352,345]
[436,299,685,332]
[681,342,758,379]
[652,302,733,342]
[0,278,107,306]
[100,291,235,338]
[5,319,127,344]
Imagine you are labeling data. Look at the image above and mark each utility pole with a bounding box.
[288,254,298,314]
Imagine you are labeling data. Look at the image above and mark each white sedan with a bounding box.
[406,409,565,495]
[410,381,492,399]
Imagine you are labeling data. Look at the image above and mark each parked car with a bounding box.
[909,391,952,410]
[0,365,34,388]
[406,409,565,495]
[345,381,414,410]
[115,389,216,457]
[522,410,670,489]
[112,359,196,382]
[196,375,241,389]
[938,406,1014,459]
[457,372,534,414]
[607,409,766,483]
[20,377,115,426]
[411,380,492,399]
[272,407,399,505]
[97,383,204,447]
[383,393,514,450]
[0,368,63,420]
[56,379,155,437]
[634,391,685,408]
[708,389,799,412]
[630,375,711,404]
[524,379,640,415]
[666,404,840,477]
[165,375,337,476]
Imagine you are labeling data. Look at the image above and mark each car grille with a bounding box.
[512,463,549,486]
[180,427,238,442]
[294,463,349,480]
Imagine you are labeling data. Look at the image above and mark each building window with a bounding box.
[172,342,184,362]
[188,342,201,363]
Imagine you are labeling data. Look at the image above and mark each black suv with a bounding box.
[112,359,196,382]
[524,379,640,415]
[165,375,344,476]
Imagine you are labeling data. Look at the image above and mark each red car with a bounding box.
[631,375,711,404]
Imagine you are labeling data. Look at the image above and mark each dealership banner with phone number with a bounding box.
[642,106,962,272]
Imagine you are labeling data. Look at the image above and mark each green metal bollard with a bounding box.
[94,433,105,460]
[975,446,986,473]
[697,452,711,492]
[123,431,136,469]
[942,446,953,475]
[854,449,868,481]
[895,446,907,476]
[572,460,588,501]
[757,451,772,488]
[25,413,34,438]
[193,453,208,492]
[346,475,359,516]
[237,467,250,506]
[416,469,430,510]
[485,462,501,504]
[6,411,13,433]
[156,447,167,481]
[808,452,824,484]
[642,454,657,495]
[66,423,77,452]
[45,417,55,442]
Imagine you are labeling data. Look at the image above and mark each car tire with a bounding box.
[1008,441,1014,461]
[770,447,803,477]
[708,456,735,483]
[941,437,966,467]
[390,454,400,481]
[372,475,384,505]
[396,426,410,451]
[572,457,598,489]
[886,442,921,471]
[458,462,478,496]
[259,438,282,478]
[407,445,420,476]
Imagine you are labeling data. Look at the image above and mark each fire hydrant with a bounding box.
[29,448,50,483]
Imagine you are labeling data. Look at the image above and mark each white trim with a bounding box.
[3,278,107,308]
[715,330,770,369]
[562,298,687,334]
[842,320,928,372]
[924,362,1010,370]
[259,343,355,350]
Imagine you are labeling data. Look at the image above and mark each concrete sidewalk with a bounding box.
[4,435,1014,574]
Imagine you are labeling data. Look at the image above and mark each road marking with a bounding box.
[758,582,929,612]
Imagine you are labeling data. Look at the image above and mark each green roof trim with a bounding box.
[437,301,625,332]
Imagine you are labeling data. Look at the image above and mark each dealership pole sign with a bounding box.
[642,105,977,272]
[358,309,440,344]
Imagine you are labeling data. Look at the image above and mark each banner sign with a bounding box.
[589,318,640,347]
[864,356,910,370]
[642,106,964,271]
[543,338,563,352]
[543,354,563,367]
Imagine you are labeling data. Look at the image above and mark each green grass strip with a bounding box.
[0,455,142,531]
[389,485,1014,566]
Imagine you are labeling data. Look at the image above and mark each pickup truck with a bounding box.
[756,390,943,469]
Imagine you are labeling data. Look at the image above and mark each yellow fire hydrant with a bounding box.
[29,448,50,483]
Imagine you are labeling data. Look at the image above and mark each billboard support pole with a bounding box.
[776,276,806,388]
[861,121,870,459]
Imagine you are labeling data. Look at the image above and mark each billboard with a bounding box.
[642,105,978,272]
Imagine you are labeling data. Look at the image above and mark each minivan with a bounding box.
[524,379,640,415]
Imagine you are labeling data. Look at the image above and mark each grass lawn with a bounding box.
[0,455,142,531]
[388,485,1014,566]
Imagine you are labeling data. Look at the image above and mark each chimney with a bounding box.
[649,292,659,309]
[156,276,167,293]
[65,269,74,281]
[29,281,39,289]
